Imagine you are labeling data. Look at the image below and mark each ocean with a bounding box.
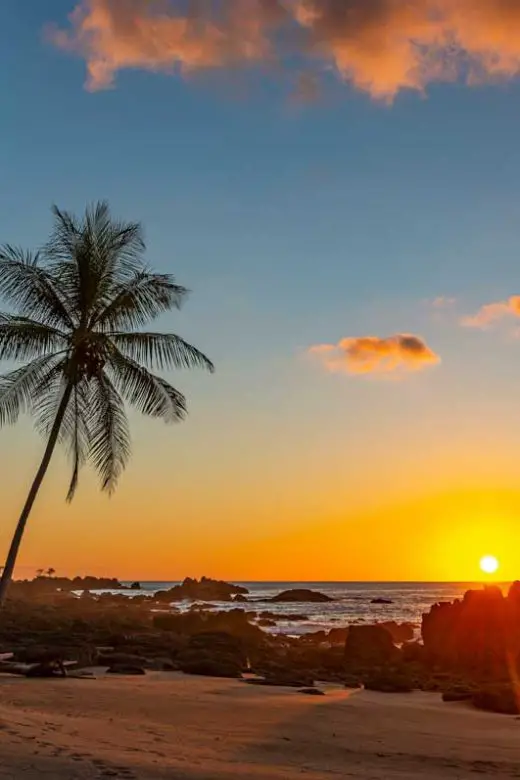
[118,581,492,635]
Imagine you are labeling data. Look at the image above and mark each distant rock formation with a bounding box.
[269,589,333,603]
[9,575,128,599]
[154,577,249,603]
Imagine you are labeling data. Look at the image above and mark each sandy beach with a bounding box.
[1,673,520,779]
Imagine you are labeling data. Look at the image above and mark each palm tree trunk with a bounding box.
[0,383,73,608]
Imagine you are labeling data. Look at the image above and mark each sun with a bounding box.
[479,555,499,575]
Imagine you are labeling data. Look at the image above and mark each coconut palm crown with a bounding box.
[0,202,213,604]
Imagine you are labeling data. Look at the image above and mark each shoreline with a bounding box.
[1,672,519,779]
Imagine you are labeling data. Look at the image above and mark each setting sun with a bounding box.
[479,555,499,575]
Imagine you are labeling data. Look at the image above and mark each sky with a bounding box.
[3,1,520,581]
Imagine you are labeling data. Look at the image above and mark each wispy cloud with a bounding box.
[431,296,457,309]
[462,296,520,328]
[49,0,520,99]
[309,334,440,376]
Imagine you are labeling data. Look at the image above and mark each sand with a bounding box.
[1,673,520,779]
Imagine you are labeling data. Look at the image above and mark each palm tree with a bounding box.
[0,202,213,606]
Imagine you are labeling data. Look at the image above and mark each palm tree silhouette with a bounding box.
[0,202,213,605]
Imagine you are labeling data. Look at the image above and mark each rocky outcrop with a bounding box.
[152,608,264,646]
[154,577,249,603]
[344,625,399,667]
[379,621,415,644]
[177,631,246,678]
[421,584,520,679]
[269,589,333,603]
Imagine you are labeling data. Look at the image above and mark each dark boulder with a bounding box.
[180,657,242,678]
[130,582,141,590]
[344,625,399,667]
[177,631,247,679]
[442,684,476,703]
[247,671,314,688]
[152,609,264,647]
[473,684,520,715]
[107,664,146,675]
[270,590,333,603]
[97,652,148,667]
[401,641,426,664]
[379,621,414,644]
[371,598,393,605]
[363,668,413,693]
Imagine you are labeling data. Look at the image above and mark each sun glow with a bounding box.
[479,555,499,575]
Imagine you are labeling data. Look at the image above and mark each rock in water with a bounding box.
[154,577,249,603]
[270,589,333,603]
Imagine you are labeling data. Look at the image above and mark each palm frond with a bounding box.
[46,203,146,326]
[0,355,65,427]
[89,372,131,493]
[108,332,214,372]
[0,246,74,330]
[0,314,67,362]
[107,349,187,422]
[65,381,92,501]
[92,271,188,331]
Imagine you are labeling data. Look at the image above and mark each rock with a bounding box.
[299,688,325,696]
[344,674,363,689]
[97,652,148,667]
[421,585,520,679]
[472,684,520,715]
[371,598,393,605]
[363,669,413,693]
[130,582,141,590]
[233,594,248,603]
[442,684,475,703]
[379,622,414,644]
[153,577,249,603]
[344,625,399,667]
[247,672,314,688]
[401,641,426,664]
[179,658,242,678]
[258,619,277,627]
[107,664,146,675]
[25,661,68,678]
[153,609,264,646]
[270,590,333,603]
[327,627,349,645]
[177,631,248,679]
[146,657,179,672]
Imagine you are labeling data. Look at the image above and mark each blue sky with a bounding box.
[3,1,520,579]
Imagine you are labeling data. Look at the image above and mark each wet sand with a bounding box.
[1,673,520,779]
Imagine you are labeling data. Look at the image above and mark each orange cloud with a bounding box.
[49,0,520,99]
[462,295,520,328]
[49,0,288,91]
[309,334,440,376]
